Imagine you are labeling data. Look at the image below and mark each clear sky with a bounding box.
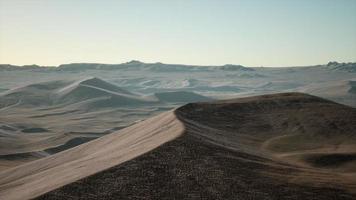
[0,0,355,67]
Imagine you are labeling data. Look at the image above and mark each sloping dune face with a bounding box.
[0,77,174,170]
[178,92,356,155]
[178,93,356,176]
[0,77,154,108]
[0,111,184,200]
[30,93,356,200]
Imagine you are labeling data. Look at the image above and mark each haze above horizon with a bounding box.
[0,0,355,67]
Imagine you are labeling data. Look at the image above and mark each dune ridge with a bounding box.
[0,111,184,200]
[0,77,156,108]
[37,93,356,200]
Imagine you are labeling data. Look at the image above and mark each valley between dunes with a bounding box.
[0,92,355,200]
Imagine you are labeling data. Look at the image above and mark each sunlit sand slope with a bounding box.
[0,111,184,200]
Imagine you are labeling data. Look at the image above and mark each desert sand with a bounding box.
[1,62,355,171]
[0,111,184,200]
[0,92,355,199]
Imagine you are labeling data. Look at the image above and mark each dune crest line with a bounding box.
[0,110,185,200]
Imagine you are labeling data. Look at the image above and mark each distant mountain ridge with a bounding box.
[324,61,356,72]
[0,64,51,70]
[57,61,256,72]
[1,61,355,72]
[0,60,254,71]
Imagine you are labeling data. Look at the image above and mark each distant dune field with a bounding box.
[0,62,355,199]
[0,77,209,170]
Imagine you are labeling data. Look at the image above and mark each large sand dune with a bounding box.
[177,93,356,173]
[0,111,184,200]
[0,93,355,199]
[0,77,154,108]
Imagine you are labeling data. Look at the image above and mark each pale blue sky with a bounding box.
[0,0,355,67]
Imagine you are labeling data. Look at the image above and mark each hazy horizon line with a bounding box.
[1,60,355,68]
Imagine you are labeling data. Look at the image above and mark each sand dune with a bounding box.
[0,77,156,108]
[178,93,356,173]
[1,60,355,198]
[54,77,155,107]
[0,93,355,199]
[0,111,184,200]
[0,77,213,110]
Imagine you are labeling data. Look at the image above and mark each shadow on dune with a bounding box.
[305,153,356,168]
